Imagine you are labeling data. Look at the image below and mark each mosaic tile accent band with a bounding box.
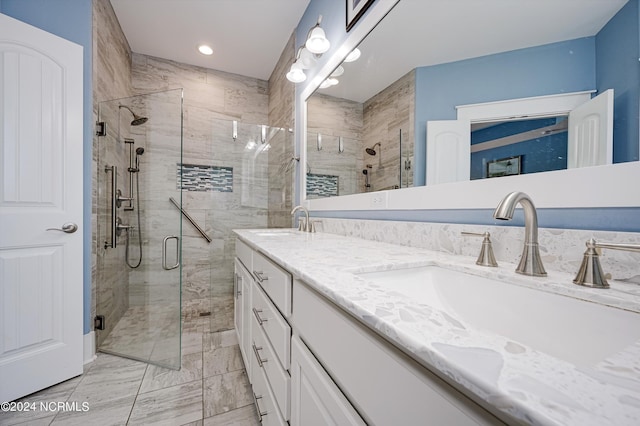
[178,163,233,192]
[307,173,338,198]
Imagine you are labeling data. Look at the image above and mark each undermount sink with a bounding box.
[356,266,640,367]
[249,231,294,237]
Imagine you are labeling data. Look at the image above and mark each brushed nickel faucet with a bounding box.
[291,205,314,233]
[461,231,498,267]
[493,191,547,276]
[573,239,640,288]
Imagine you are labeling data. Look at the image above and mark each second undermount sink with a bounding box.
[356,266,640,367]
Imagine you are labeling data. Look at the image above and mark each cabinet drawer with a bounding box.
[252,279,291,370]
[235,239,252,271]
[251,311,290,421]
[251,346,287,426]
[252,251,292,317]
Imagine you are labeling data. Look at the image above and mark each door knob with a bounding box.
[46,223,78,233]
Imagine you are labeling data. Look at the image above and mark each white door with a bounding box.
[426,120,470,185]
[567,89,614,168]
[0,13,83,401]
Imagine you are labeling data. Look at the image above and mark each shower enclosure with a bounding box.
[96,89,183,369]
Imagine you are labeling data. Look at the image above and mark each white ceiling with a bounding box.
[321,0,629,102]
[110,0,310,80]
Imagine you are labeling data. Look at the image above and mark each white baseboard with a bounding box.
[83,331,96,365]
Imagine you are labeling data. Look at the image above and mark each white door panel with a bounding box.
[568,89,613,168]
[426,120,470,185]
[0,13,83,402]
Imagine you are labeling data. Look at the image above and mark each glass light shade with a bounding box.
[344,48,361,62]
[330,65,344,77]
[306,26,330,54]
[319,78,339,89]
[197,44,213,55]
[298,47,317,69]
[286,62,306,83]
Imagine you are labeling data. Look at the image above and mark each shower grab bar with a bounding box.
[168,197,212,243]
[104,165,117,249]
[162,235,180,270]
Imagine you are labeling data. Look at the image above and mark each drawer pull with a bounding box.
[252,307,267,325]
[254,270,269,282]
[253,393,268,421]
[252,343,268,367]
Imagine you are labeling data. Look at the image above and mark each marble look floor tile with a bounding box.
[203,345,243,378]
[49,354,146,425]
[180,420,203,426]
[139,352,202,394]
[0,375,82,425]
[182,331,204,355]
[128,380,203,426]
[50,394,137,426]
[203,370,252,418]
[6,415,56,425]
[203,405,260,426]
[203,330,238,351]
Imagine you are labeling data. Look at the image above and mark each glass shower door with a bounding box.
[96,88,183,369]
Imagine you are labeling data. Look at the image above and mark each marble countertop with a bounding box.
[234,228,640,426]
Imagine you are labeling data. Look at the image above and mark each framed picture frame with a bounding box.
[346,0,376,32]
[487,155,522,178]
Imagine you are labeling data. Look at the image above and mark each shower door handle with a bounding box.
[162,235,180,270]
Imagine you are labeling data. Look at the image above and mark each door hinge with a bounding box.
[94,315,105,330]
[96,121,106,136]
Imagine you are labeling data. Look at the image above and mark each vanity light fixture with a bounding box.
[197,44,213,55]
[286,61,307,83]
[344,47,361,62]
[287,16,333,84]
[305,15,330,54]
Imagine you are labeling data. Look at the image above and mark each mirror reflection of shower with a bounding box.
[119,104,148,269]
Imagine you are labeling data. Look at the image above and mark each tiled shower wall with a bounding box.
[362,69,415,191]
[267,33,296,228]
[92,0,134,345]
[307,94,363,196]
[131,53,271,331]
[93,0,295,340]
[306,69,415,197]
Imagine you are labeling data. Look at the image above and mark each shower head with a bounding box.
[119,105,148,126]
[365,142,381,156]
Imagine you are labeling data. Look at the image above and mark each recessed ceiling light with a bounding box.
[198,44,213,56]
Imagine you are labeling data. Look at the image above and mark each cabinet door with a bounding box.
[290,336,365,426]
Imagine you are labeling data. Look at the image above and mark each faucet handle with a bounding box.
[574,239,640,288]
[461,231,498,267]
[297,217,307,232]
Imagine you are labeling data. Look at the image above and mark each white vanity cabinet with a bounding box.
[235,236,505,426]
[234,240,292,423]
[292,280,506,426]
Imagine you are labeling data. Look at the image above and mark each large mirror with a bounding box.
[304,0,637,199]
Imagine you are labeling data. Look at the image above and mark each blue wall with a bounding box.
[596,0,640,164]
[415,37,596,186]
[470,118,568,179]
[1,0,94,335]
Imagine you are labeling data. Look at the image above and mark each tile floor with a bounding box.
[0,316,260,426]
